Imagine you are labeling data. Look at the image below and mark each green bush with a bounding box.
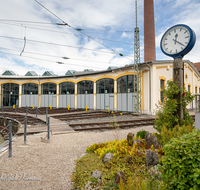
[160,129,200,189]
[153,81,194,133]
[157,124,194,146]
[136,130,147,139]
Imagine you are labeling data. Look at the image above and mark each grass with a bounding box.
[71,138,166,190]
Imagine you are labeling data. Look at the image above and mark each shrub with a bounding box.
[157,124,194,146]
[86,139,147,159]
[160,129,200,189]
[136,130,147,139]
[153,81,194,133]
[118,176,167,190]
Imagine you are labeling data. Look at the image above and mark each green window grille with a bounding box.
[22,83,38,94]
[59,82,75,94]
[41,83,56,94]
[96,78,114,93]
[117,75,137,93]
[77,80,93,94]
[160,79,165,103]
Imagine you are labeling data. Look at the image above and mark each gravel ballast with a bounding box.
[0,119,157,190]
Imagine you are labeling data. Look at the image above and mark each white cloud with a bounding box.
[0,0,200,75]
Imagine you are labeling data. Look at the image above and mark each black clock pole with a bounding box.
[173,57,184,125]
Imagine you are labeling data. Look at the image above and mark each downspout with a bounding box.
[145,62,151,113]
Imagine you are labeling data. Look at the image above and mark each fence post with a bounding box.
[36,107,37,118]
[15,105,16,115]
[26,106,28,116]
[2,106,3,114]
[47,117,50,143]
[24,117,27,145]
[46,108,48,124]
[9,120,12,157]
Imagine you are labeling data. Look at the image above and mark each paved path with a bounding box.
[11,112,76,135]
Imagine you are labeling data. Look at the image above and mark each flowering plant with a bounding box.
[154,80,194,132]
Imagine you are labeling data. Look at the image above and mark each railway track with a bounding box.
[1,107,85,115]
[0,113,45,125]
[52,111,131,121]
[68,115,196,131]
[68,118,155,131]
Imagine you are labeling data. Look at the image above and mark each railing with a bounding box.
[0,117,21,154]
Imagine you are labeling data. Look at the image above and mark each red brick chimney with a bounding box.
[144,0,156,62]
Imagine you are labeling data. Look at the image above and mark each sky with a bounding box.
[0,0,200,76]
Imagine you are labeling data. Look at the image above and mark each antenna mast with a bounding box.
[134,0,141,113]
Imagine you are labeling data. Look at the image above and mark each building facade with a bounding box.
[0,60,199,114]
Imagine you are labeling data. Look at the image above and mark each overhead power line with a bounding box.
[0,46,130,65]
[34,0,133,61]
[0,50,107,70]
[0,35,115,54]
[0,22,134,45]
[0,19,57,25]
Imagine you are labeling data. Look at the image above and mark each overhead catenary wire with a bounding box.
[34,0,133,61]
[0,50,111,70]
[0,46,131,65]
[0,35,115,55]
[0,21,134,45]
[0,19,135,33]
[0,19,58,25]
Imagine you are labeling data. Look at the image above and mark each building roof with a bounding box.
[84,69,94,72]
[42,71,56,76]
[0,60,199,80]
[65,70,76,75]
[2,70,16,75]
[25,71,38,76]
[107,66,118,70]
[192,62,200,72]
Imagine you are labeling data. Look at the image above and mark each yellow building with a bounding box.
[0,60,199,114]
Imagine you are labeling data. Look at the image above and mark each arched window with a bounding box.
[77,80,93,94]
[59,82,75,94]
[22,83,38,94]
[117,75,137,93]
[96,78,114,93]
[1,83,19,106]
[160,79,165,103]
[41,83,56,94]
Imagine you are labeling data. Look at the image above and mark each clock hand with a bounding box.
[173,39,185,47]
[174,34,178,44]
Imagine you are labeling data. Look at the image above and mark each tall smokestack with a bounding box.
[144,0,156,62]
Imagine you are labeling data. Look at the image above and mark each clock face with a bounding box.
[161,25,190,55]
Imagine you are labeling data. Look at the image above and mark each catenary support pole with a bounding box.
[26,106,28,116]
[9,120,12,157]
